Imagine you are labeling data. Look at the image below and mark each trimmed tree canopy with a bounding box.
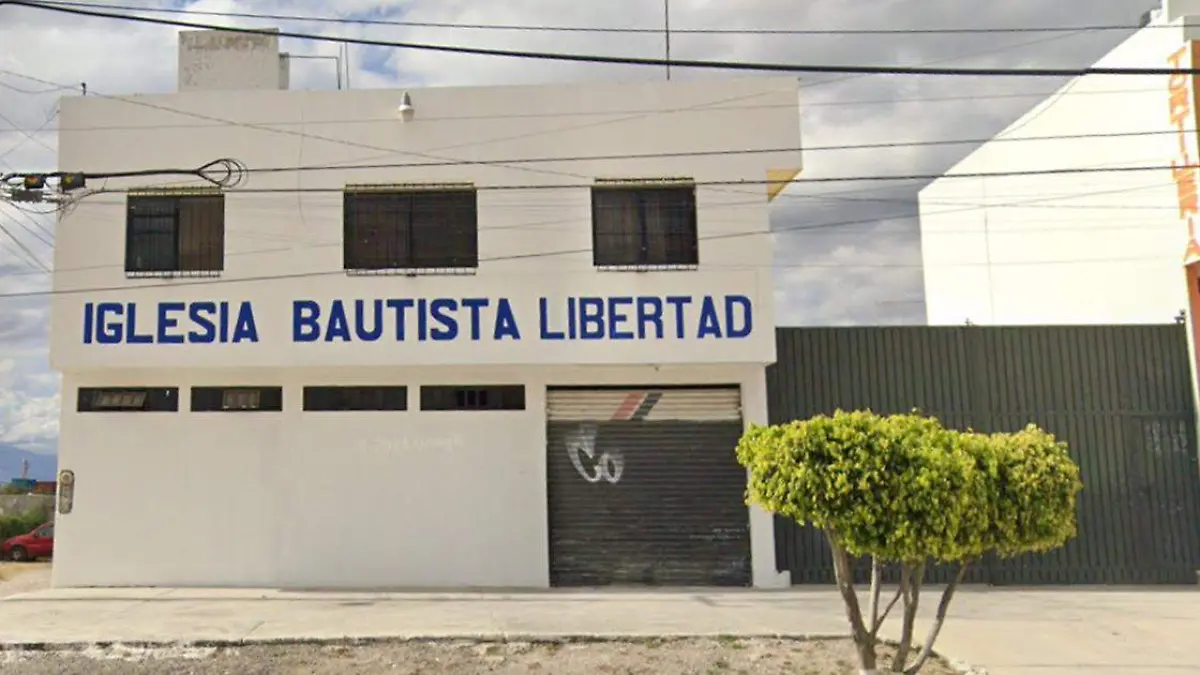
[736,411,1082,564]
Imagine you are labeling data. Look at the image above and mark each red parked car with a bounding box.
[2,522,53,562]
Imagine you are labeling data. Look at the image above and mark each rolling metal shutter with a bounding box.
[546,386,751,587]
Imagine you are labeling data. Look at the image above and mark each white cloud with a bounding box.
[0,0,1146,454]
[0,357,59,453]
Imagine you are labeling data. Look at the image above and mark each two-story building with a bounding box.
[48,30,803,589]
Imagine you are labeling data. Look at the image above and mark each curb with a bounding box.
[0,633,987,673]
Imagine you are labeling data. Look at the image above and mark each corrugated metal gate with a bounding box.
[768,325,1200,586]
[546,386,752,587]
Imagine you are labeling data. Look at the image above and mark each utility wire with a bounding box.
[0,178,1181,298]
[236,129,1181,175]
[0,204,54,246]
[0,88,1169,133]
[3,67,1164,208]
[0,214,50,272]
[5,129,1166,182]
[19,1,1163,35]
[2,0,1195,77]
[61,163,1198,196]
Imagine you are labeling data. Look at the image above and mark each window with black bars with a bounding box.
[77,387,179,412]
[591,184,699,268]
[420,385,525,411]
[303,386,408,411]
[343,188,478,272]
[125,193,225,275]
[191,387,283,412]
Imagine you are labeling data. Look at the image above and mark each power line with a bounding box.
[1,178,1181,297]
[57,164,1195,197]
[0,214,50,272]
[6,65,1164,208]
[0,70,801,189]
[19,0,1160,36]
[9,128,1161,184]
[234,129,1179,175]
[0,88,1168,134]
[0,203,54,245]
[3,0,1196,77]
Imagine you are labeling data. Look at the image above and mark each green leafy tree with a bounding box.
[736,411,1082,674]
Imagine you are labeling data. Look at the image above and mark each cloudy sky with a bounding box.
[0,0,1152,455]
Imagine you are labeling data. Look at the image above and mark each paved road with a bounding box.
[0,585,1196,674]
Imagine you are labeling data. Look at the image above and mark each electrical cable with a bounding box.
[2,128,1168,185]
[2,0,1196,77]
[52,163,1198,197]
[1,177,1182,298]
[0,213,50,272]
[17,0,1165,35]
[0,204,53,246]
[2,158,248,189]
[232,129,1180,175]
[2,66,1167,212]
[0,70,802,191]
[0,88,1171,134]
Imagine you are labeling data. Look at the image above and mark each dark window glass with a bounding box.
[592,185,699,267]
[77,387,179,412]
[303,386,408,411]
[420,385,525,411]
[126,194,224,273]
[343,189,478,270]
[191,387,283,412]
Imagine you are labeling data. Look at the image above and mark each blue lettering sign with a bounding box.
[82,295,755,345]
[81,301,260,345]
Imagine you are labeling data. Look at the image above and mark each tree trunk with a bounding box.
[905,562,969,674]
[892,560,926,672]
[825,530,878,674]
[868,557,882,629]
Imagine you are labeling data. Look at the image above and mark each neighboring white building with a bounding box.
[919,0,1200,327]
[48,31,802,589]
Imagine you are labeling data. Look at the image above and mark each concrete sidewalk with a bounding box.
[0,586,1196,674]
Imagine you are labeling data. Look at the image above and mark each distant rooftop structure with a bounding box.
[178,29,290,92]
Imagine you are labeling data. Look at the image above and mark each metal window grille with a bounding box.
[343,188,478,272]
[592,184,699,268]
[125,193,225,275]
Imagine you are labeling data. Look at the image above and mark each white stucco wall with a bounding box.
[50,74,801,589]
[52,364,776,589]
[919,17,1195,325]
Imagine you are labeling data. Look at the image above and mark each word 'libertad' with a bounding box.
[80,295,754,344]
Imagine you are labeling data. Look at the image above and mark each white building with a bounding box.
[48,31,803,589]
[919,0,1200,327]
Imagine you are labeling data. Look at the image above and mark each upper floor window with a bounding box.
[126,190,225,277]
[343,185,478,274]
[591,180,699,270]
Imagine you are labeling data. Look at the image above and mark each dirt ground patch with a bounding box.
[0,563,50,597]
[0,638,960,674]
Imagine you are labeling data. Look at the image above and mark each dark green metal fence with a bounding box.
[767,325,1200,585]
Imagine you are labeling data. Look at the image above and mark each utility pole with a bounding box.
[664,0,671,80]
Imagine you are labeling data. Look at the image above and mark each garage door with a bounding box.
[546,386,751,587]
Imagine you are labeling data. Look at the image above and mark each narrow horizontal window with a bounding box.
[77,387,179,412]
[420,385,525,411]
[303,386,408,411]
[191,386,283,412]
